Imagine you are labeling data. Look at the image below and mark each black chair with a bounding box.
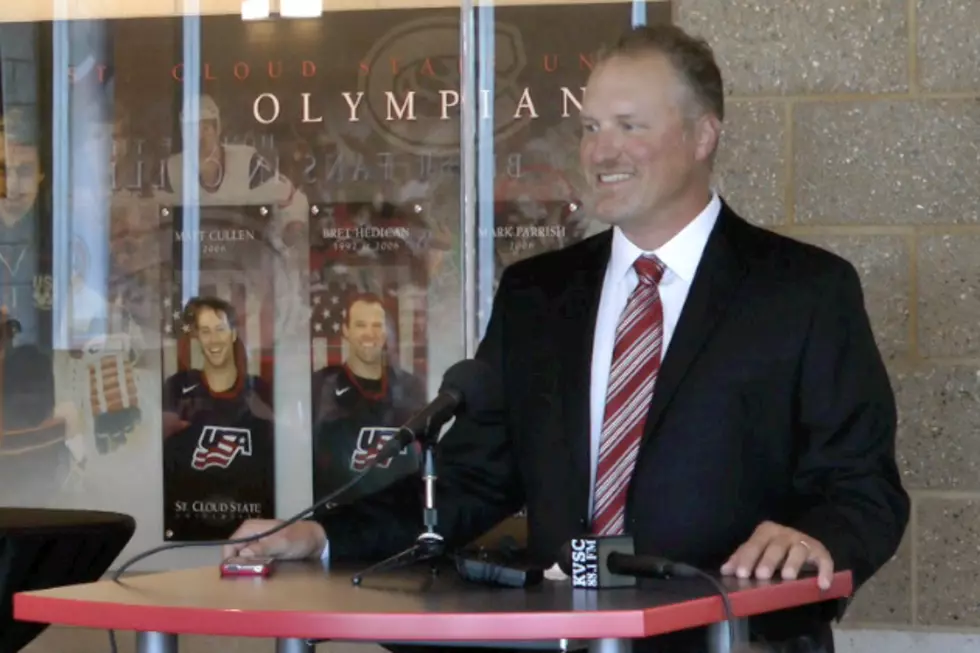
[0,508,136,653]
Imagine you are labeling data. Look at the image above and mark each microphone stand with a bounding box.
[351,432,445,585]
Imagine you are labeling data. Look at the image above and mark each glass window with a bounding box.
[0,0,669,566]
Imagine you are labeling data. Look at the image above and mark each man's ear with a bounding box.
[694,114,722,164]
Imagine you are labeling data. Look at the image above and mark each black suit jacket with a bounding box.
[318,202,910,649]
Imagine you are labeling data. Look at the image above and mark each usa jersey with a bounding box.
[310,365,427,504]
[161,369,275,540]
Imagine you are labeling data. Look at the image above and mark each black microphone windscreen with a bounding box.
[438,359,502,419]
[557,541,573,576]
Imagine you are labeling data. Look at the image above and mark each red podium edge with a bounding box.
[14,571,852,641]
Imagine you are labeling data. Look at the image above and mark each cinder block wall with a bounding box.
[692,0,979,636]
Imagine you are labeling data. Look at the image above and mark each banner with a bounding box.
[158,204,279,540]
[308,201,432,503]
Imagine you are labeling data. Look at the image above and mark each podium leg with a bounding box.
[136,632,178,653]
[587,638,631,653]
[707,618,749,653]
[276,638,315,653]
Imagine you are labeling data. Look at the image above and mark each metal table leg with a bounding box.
[707,618,750,653]
[587,638,632,653]
[136,632,178,653]
[276,638,316,653]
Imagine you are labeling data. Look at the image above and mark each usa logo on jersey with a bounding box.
[350,427,405,471]
[192,426,252,471]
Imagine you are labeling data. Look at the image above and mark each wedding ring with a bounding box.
[799,540,812,552]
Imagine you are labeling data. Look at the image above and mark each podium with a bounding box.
[13,560,851,653]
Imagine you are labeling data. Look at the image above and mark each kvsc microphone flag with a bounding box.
[569,538,601,588]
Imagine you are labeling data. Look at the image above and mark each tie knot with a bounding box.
[634,255,666,286]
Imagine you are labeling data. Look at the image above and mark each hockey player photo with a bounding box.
[156,93,309,251]
[161,296,275,541]
[310,292,427,505]
[156,92,312,344]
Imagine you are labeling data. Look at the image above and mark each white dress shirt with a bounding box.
[586,193,721,520]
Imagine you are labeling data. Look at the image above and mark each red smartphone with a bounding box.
[220,556,276,578]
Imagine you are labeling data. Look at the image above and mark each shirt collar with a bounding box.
[608,192,721,285]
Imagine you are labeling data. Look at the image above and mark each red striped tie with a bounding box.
[592,254,667,536]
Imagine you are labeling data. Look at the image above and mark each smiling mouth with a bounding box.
[597,173,634,185]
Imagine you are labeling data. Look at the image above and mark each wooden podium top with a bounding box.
[14,561,852,641]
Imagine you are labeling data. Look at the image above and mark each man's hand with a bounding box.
[222,519,327,562]
[721,521,834,590]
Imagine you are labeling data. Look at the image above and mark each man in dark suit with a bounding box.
[225,24,908,652]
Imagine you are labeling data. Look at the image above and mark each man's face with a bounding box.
[196,306,236,370]
[343,301,387,366]
[579,53,710,229]
[0,141,43,225]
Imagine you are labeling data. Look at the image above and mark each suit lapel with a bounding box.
[556,231,611,504]
[643,205,749,439]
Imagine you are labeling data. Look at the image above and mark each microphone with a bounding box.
[560,536,737,652]
[349,359,503,584]
[375,358,501,464]
[560,535,700,589]
[455,536,545,589]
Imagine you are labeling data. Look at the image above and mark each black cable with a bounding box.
[669,563,737,653]
[106,446,397,653]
